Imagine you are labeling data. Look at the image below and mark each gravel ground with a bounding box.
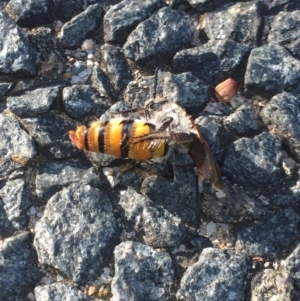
[1,0,300,300]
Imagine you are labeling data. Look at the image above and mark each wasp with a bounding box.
[68,71,224,190]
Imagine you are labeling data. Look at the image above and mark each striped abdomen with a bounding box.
[68,119,167,160]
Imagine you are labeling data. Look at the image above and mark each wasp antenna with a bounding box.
[153,67,161,100]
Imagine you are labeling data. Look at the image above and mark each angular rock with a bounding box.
[203,1,264,48]
[0,12,37,76]
[3,0,52,27]
[267,0,300,14]
[223,132,283,191]
[0,179,31,237]
[0,113,36,180]
[244,43,300,94]
[7,83,65,118]
[62,85,109,120]
[251,269,293,301]
[111,241,174,301]
[224,102,264,136]
[123,7,193,67]
[0,82,13,98]
[0,232,42,300]
[100,44,133,92]
[29,26,67,75]
[35,283,92,301]
[235,208,299,259]
[187,0,232,12]
[141,163,198,228]
[268,11,300,58]
[176,247,248,301]
[173,39,249,85]
[261,93,300,161]
[35,159,103,201]
[59,4,103,48]
[119,187,187,248]
[21,111,79,159]
[283,242,300,289]
[34,182,119,284]
[201,181,267,223]
[124,71,210,115]
[104,0,163,43]
[91,64,118,102]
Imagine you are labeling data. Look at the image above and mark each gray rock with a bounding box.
[111,241,174,301]
[35,283,92,301]
[0,113,36,180]
[251,269,293,301]
[3,0,51,27]
[7,83,64,118]
[59,4,103,48]
[62,85,109,120]
[91,64,118,102]
[21,111,79,159]
[0,232,42,300]
[223,132,283,192]
[0,82,13,98]
[119,187,187,248]
[235,208,299,259]
[123,7,193,67]
[100,44,133,92]
[244,43,300,94]
[203,1,264,48]
[104,0,163,43]
[284,242,300,289]
[176,247,248,301]
[201,181,267,223]
[268,11,300,58]
[0,12,37,76]
[267,0,300,14]
[34,182,119,284]
[261,93,300,161]
[51,0,85,20]
[141,163,198,228]
[0,179,31,237]
[224,102,264,136]
[35,159,103,201]
[187,0,232,12]
[173,39,249,85]
[125,71,210,115]
[29,26,67,75]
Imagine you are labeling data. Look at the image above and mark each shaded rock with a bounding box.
[62,85,109,120]
[119,187,187,248]
[244,43,300,94]
[203,1,264,48]
[21,111,79,159]
[251,268,293,301]
[201,181,267,223]
[224,102,264,136]
[0,12,37,76]
[111,241,174,301]
[260,93,300,161]
[0,232,42,300]
[51,0,85,20]
[0,82,13,98]
[35,283,92,301]
[29,26,67,75]
[223,132,283,192]
[34,182,119,284]
[0,113,36,180]
[91,64,118,102]
[0,179,31,237]
[235,208,299,259]
[100,44,133,92]
[104,0,163,43]
[59,4,103,48]
[123,7,193,67]
[124,71,210,115]
[268,11,300,58]
[173,39,249,85]
[176,247,248,301]
[3,0,52,27]
[283,242,300,290]
[187,0,232,12]
[267,0,300,14]
[7,83,65,117]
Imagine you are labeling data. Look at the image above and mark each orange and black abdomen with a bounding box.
[68,119,167,160]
